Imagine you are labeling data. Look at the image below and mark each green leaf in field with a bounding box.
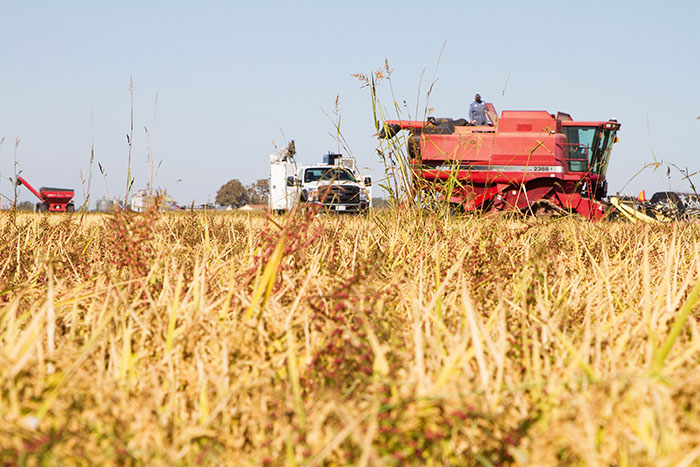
[652,276,700,372]
[246,234,285,320]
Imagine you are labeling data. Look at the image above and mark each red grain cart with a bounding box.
[16,176,75,212]
[379,106,620,220]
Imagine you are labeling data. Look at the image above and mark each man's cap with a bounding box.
[475,93,481,99]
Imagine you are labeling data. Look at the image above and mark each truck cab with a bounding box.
[297,154,371,213]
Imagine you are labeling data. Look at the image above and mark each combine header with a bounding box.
[16,176,75,212]
[609,191,700,223]
[379,105,621,220]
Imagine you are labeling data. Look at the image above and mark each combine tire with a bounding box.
[66,203,75,213]
[38,203,49,213]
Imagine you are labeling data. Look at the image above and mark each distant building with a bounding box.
[191,203,217,211]
[238,204,267,211]
[130,190,156,212]
[95,197,120,212]
[129,189,181,212]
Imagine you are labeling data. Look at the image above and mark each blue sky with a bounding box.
[1,1,699,206]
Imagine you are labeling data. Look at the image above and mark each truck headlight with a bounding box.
[359,191,368,201]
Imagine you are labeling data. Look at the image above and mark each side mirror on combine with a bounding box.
[364,177,372,186]
[286,176,296,187]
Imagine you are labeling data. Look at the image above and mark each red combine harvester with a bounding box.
[379,105,621,220]
[16,176,75,212]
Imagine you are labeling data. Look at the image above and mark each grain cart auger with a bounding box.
[16,176,75,212]
[378,106,621,220]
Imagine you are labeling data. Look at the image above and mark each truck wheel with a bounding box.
[66,203,75,213]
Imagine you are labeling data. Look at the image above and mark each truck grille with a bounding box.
[318,185,360,204]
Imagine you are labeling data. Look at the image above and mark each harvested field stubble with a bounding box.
[1,209,700,465]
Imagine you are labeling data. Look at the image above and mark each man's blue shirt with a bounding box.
[469,101,487,125]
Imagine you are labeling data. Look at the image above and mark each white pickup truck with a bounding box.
[269,142,371,213]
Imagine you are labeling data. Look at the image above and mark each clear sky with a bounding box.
[1,0,699,207]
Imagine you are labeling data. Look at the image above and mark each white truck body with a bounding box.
[269,143,299,212]
[269,156,298,212]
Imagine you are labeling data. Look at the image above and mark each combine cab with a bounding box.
[380,106,621,220]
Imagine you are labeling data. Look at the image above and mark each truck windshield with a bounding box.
[304,167,357,183]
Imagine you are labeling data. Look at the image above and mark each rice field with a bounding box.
[1,209,700,465]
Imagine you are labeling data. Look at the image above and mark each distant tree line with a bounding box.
[215,179,269,208]
[15,201,35,211]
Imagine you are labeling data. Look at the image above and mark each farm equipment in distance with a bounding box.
[16,176,75,212]
[379,104,621,220]
[609,191,700,223]
[269,141,372,214]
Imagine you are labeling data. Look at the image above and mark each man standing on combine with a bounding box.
[469,93,487,125]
